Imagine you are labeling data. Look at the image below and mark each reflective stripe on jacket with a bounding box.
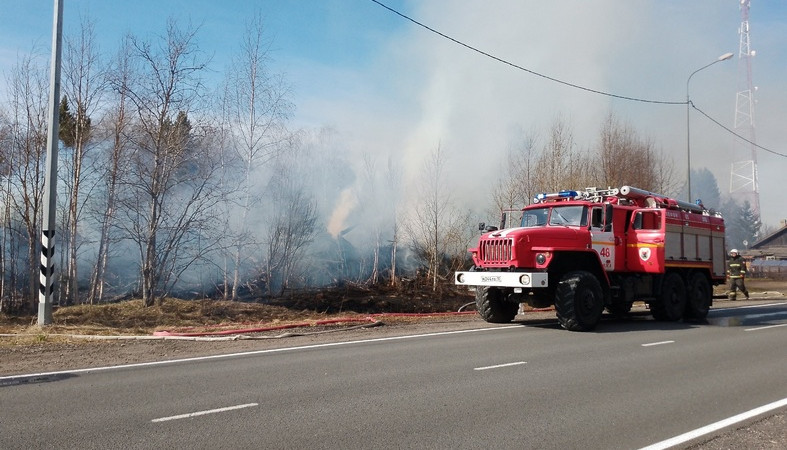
[727,255,746,278]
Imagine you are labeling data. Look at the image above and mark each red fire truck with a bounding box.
[455,186,726,331]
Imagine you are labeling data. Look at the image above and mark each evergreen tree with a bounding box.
[737,200,761,248]
[58,96,76,148]
[724,200,761,250]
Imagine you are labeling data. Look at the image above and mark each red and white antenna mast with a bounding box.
[730,0,760,216]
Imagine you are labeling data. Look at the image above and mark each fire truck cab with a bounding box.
[455,186,726,331]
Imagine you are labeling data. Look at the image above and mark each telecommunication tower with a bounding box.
[729,0,760,216]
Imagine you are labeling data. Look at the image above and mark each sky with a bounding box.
[1,0,786,229]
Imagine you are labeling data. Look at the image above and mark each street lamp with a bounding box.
[686,52,734,203]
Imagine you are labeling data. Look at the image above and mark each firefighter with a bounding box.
[727,249,749,300]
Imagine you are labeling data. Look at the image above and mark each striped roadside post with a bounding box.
[38,0,63,325]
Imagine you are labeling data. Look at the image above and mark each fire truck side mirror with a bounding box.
[478,222,498,232]
[604,204,613,232]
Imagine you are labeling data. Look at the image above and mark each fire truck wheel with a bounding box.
[475,286,518,323]
[555,271,604,331]
[685,273,711,319]
[651,272,686,321]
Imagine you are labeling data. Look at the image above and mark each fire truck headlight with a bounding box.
[519,274,531,285]
[457,273,465,283]
[536,253,547,265]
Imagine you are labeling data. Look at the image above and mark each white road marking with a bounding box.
[152,403,258,423]
[1,325,523,382]
[639,397,787,450]
[474,361,527,371]
[713,301,787,311]
[641,340,674,347]
[745,323,787,331]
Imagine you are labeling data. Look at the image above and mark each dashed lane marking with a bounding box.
[152,403,258,423]
[474,361,527,371]
[641,340,675,347]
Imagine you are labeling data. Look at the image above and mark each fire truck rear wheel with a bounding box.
[651,272,686,321]
[555,271,604,331]
[475,286,518,323]
[684,272,711,319]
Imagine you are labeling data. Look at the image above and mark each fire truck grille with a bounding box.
[479,238,513,264]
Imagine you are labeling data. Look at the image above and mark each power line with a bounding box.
[692,102,787,158]
[368,0,684,105]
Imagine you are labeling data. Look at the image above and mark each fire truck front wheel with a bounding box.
[555,271,604,332]
[475,286,518,323]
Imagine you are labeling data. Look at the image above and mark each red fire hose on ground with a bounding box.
[152,311,480,338]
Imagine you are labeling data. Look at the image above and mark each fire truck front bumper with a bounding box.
[454,271,548,288]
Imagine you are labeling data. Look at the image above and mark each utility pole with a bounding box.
[39,0,64,325]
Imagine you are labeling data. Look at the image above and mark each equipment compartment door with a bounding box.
[626,209,665,273]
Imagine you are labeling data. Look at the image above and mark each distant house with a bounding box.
[744,221,787,279]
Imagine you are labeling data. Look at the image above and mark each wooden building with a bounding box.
[744,221,787,279]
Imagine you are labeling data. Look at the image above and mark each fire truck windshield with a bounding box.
[549,205,587,226]
[521,208,548,227]
[521,205,587,228]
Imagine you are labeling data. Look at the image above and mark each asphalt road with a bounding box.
[2,303,786,449]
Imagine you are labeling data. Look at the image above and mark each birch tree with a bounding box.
[0,111,13,311]
[58,17,103,304]
[223,13,292,300]
[4,52,49,311]
[87,36,134,303]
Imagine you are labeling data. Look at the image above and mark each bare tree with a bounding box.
[386,157,402,287]
[594,112,676,193]
[490,131,539,217]
[357,153,381,284]
[223,13,293,300]
[58,17,104,304]
[533,116,577,192]
[3,52,49,311]
[355,153,402,286]
[650,148,678,196]
[406,144,466,292]
[86,36,134,304]
[0,110,12,311]
[263,160,318,296]
[117,20,223,306]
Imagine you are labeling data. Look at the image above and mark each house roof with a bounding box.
[751,224,787,249]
